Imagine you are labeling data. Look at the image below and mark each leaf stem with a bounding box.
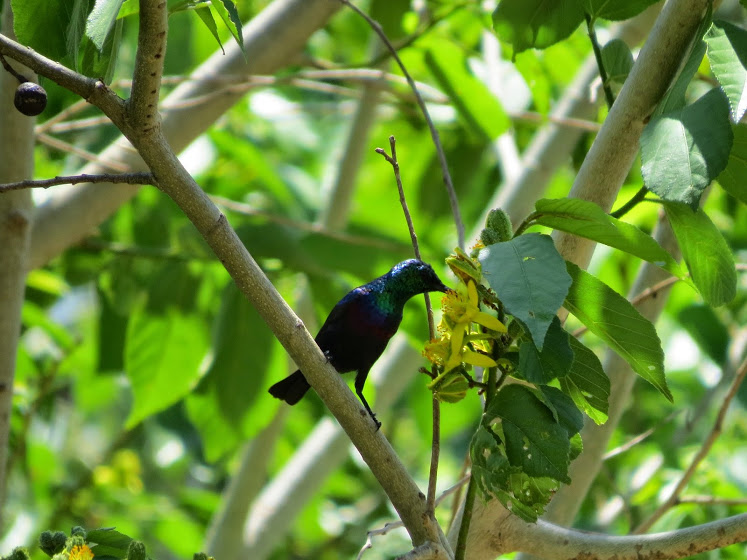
[611,185,649,219]
[454,473,477,560]
[585,13,615,109]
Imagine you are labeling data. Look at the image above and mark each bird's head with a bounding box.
[390,259,450,295]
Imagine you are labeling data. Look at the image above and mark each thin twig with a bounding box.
[341,0,465,250]
[36,132,132,172]
[603,410,682,460]
[356,476,469,560]
[0,172,154,193]
[677,495,747,506]
[376,136,441,515]
[633,356,747,534]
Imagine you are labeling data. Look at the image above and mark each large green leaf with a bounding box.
[125,308,208,428]
[479,233,572,350]
[717,123,747,204]
[12,0,85,61]
[641,88,733,208]
[533,198,685,278]
[518,317,574,384]
[564,262,671,401]
[425,44,509,141]
[664,202,737,307]
[492,0,584,55]
[86,0,125,50]
[580,0,660,21]
[560,336,609,424]
[489,385,572,483]
[705,21,747,122]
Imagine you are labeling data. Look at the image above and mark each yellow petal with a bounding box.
[474,311,507,333]
[462,349,497,368]
[467,279,478,305]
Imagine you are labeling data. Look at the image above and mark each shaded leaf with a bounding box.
[717,123,747,204]
[518,317,574,384]
[664,202,737,307]
[581,0,660,21]
[479,233,572,350]
[492,0,584,55]
[642,88,733,208]
[560,336,609,424]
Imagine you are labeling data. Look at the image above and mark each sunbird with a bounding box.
[269,259,449,428]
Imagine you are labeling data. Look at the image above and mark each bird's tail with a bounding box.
[268,370,310,405]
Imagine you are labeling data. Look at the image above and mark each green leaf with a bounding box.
[664,202,737,306]
[12,0,83,61]
[561,336,609,424]
[492,0,584,55]
[87,528,133,559]
[677,305,729,365]
[211,0,243,51]
[581,0,661,21]
[425,44,509,141]
[533,198,685,278]
[539,385,584,436]
[641,88,733,208]
[86,0,124,50]
[717,124,747,204]
[601,39,633,84]
[194,6,224,54]
[204,282,273,426]
[79,17,122,82]
[488,385,572,483]
[705,21,747,122]
[564,262,671,401]
[518,317,574,384]
[124,308,208,428]
[479,233,572,350]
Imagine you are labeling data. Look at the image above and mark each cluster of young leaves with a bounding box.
[9,0,243,83]
[2,526,214,560]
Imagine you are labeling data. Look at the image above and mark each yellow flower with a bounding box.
[69,544,94,560]
[425,280,506,389]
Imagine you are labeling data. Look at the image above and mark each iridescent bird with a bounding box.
[269,259,448,428]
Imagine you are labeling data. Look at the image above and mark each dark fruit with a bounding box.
[14,81,47,116]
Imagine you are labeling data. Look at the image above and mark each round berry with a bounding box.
[14,81,47,116]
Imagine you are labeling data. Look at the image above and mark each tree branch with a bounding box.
[502,513,747,560]
[0,172,154,193]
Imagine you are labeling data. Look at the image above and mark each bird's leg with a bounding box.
[355,371,381,430]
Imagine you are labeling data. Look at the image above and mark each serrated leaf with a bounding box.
[601,39,633,84]
[705,21,747,122]
[664,202,736,307]
[479,233,572,350]
[194,5,224,54]
[717,124,747,204]
[534,198,685,278]
[492,0,584,55]
[564,262,671,401]
[518,317,574,384]
[211,0,243,50]
[488,385,572,483]
[425,44,509,141]
[125,308,208,428]
[561,336,609,424]
[642,88,733,208]
[581,0,660,21]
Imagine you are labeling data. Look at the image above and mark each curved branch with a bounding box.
[502,513,747,560]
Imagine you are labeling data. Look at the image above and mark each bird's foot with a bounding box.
[366,409,382,431]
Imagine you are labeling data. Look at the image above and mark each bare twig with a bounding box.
[603,410,682,460]
[633,356,747,534]
[36,133,132,172]
[341,0,465,250]
[0,52,28,83]
[376,136,441,515]
[677,495,747,506]
[0,172,154,193]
